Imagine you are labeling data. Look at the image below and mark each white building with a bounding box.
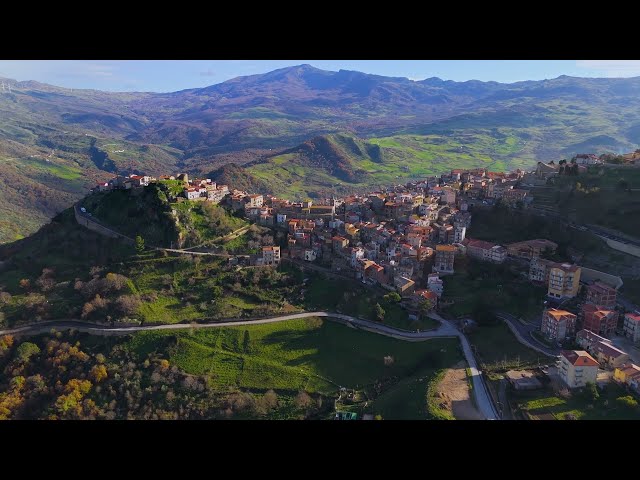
[262,246,280,266]
[185,187,200,200]
[426,273,444,298]
[623,313,640,343]
[558,350,599,389]
[453,225,466,244]
[350,247,365,267]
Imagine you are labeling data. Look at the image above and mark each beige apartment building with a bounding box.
[559,350,599,388]
[548,263,581,299]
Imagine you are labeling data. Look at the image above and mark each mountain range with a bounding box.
[2,64,640,242]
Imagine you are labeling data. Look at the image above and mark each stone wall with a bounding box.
[73,205,134,244]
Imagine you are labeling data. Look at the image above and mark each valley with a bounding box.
[2,66,640,242]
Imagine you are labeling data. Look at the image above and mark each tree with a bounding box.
[19,279,31,291]
[135,235,145,254]
[383,355,395,366]
[383,292,401,304]
[104,273,129,291]
[419,298,433,315]
[90,364,108,383]
[115,295,141,316]
[374,303,385,322]
[584,382,599,402]
[262,389,279,410]
[0,291,11,305]
[294,391,313,409]
[616,395,639,410]
[16,342,40,362]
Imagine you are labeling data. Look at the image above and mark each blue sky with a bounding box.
[0,60,639,93]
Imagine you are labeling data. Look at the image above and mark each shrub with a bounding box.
[16,342,40,362]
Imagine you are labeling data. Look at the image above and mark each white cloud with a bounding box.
[576,60,640,77]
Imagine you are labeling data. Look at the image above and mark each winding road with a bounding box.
[0,310,498,420]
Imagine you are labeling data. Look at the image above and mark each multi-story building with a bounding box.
[547,263,581,299]
[453,224,466,244]
[426,273,444,298]
[613,363,640,391]
[528,257,555,283]
[465,239,507,264]
[541,308,577,342]
[623,312,640,343]
[261,246,281,266]
[558,350,599,388]
[434,245,456,274]
[350,247,365,268]
[582,304,617,337]
[592,341,629,369]
[576,329,612,352]
[246,194,264,208]
[332,236,349,253]
[585,281,617,309]
[502,188,529,206]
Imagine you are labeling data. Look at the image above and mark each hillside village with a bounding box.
[92,154,640,399]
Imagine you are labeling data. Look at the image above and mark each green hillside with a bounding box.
[80,183,247,248]
[3,67,640,242]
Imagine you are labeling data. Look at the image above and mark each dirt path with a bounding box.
[435,361,483,420]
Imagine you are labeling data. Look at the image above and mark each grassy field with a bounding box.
[515,383,640,420]
[467,323,543,376]
[302,271,439,331]
[442,257,546,321]
[125,317,462,419]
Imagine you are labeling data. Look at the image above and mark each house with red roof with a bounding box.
[559,350,599,388]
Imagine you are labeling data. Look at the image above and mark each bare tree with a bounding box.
[262,389,279,410]
[294,390,313,409]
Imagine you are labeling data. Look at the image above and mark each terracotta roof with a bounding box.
[594,341,628,359]
[545,308,576,320]
[466,238,497,251]
[561,350,599,367]
[617,364,640,379]
[625,313,640,323]
[588,281,617,294]
[436,245,456,252]
[415,289,437,301]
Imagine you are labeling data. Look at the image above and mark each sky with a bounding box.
[0,60,639,93]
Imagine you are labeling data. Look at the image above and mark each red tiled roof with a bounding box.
[561,350,599,367]
[466,238,497,251]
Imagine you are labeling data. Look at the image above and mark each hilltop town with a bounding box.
[84,153,640,403]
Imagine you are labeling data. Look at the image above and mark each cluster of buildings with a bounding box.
[94,172,234,204]
[238,167,538,308]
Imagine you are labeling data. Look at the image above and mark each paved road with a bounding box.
[0,310,498,420]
